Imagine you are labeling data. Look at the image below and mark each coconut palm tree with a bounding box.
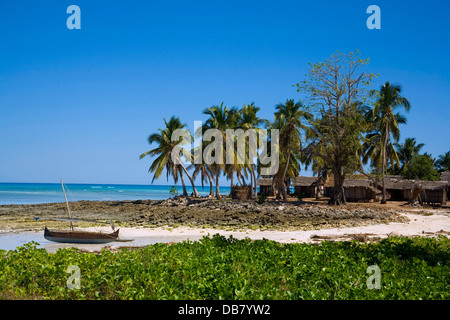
[273,99,311,201]
[200,102,239,198]
[394,137,425,172]
[435,150,450,172]
[187,152,215,197]
[362,112,407,174]
[140,116,200,197]
[371,82,411,204]
[237,102,269,198]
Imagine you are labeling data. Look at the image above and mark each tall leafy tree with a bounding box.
[371,82,410,204]
[403,154,440,181]
[140,116,200,197]
[296,51,376,205]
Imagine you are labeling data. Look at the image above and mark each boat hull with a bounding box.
[44,227,119,244]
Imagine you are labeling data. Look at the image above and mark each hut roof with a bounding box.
[440,172,450,184]
[291,176,318,187]
[345,179,382,194]
[383,177,416,190]
[417,181,448,191]
[256,178,273,186]
[344,179,373,187]
[382,177,448,191]
[324,174,371,187]
[324,177,381,194]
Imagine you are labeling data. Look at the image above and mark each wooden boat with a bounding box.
[43,179,120,244]
[44,227,119,244]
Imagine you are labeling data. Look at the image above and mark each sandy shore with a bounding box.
[1,197,449,251]
[0,197,416,232]
[124,211,450,242]
[19,210,444,252]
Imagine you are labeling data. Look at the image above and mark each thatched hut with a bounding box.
[323,176,381,202]
[440,172,450,182]
[441,172,450,199]
[256,178,273,196]
[382,177,416,201]
[343,179,382,202]
[380,176,447,205]
[417,181,448,205]
[230,186,252,200]
[291,176,319,198]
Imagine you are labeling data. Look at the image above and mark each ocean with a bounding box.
[0,183,231,205]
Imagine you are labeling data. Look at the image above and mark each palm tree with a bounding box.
[188,154,215,197]
[273,99,311,201]
[435,150,450,172]
[140,116,200,197]
[200,102,239,198]
[371,82,411,204]
[237,102,269,198]
[362,111,407,175]
[394,138,425,172]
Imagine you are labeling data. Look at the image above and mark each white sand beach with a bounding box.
[52,209,449,252]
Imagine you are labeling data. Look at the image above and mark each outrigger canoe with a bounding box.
[42,179,120,244]
[44,227,119,244]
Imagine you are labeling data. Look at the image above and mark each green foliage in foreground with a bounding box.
[0,235,448,300]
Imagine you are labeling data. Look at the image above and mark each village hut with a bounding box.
[291,176,319,198]
[440,172,450,183]
[416,181,448,205]
[256,178,274,196]
[441,172,450,199]
[230,185,252,200]
[380,176,448,205]
[343,179,382,202]
[323,175,381,202]
[381,176,416,201]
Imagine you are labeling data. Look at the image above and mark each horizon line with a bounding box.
[0,181,239,188]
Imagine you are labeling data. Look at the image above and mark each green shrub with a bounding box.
[0,236,448,300]
[257,192,268,204]
[169,186,178,197]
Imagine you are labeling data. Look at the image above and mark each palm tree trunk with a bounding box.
[381,122,389,204]
[179,164,200,197]
[179,171,188,197]
[237,172,243,186]
[215,171,221,199]
[281,152,291,201]
[252,164,257,198]
[205,170,214,197]
[280,130,292,201]
[249,167,254,199]
[271,177,276,197]
[230,168,234,187]
[276,175,282,200]
[241,172,246,186]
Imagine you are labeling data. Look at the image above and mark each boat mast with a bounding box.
[61,178,74,231]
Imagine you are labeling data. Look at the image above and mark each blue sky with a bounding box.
[0,0,449,185]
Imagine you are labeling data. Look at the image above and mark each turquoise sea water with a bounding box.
[0,183,230,205]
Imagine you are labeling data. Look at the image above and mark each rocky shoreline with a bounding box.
[0,197,411,232]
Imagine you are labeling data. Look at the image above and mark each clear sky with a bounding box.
[1,0,449,185]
